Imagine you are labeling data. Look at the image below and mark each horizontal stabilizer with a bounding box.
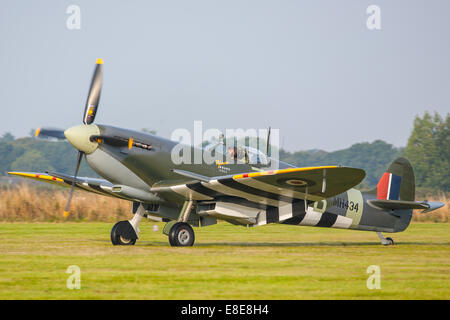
[368,199,444,213]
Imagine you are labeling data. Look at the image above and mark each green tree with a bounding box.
[0,132,15,142]
[5,138,98,177]
[141,128,157,135]
[280,140,401,188]
[10,150,55,173]
[404,112,449,191]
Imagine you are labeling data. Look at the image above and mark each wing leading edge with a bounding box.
[7,171,129,200]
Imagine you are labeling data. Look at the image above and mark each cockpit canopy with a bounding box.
[204,142,269,165]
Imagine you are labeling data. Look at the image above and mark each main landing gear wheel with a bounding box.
[111,221,137,245]
[168,222,195,247]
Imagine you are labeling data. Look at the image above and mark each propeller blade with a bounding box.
[63,151,83,217]
[35,127,66,140]
[266,126,271,157]
[83,59,103,125]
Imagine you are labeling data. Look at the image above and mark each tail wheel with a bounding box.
[385,237,394,246]
[168,222,195,247]
[111,221,137,245]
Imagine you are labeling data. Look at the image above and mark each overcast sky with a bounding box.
[1,1,449,151]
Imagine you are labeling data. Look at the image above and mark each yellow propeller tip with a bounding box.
[96,58,103,65]
[63,211,69,218]
[35,128,41,137]
[128,138,133,149]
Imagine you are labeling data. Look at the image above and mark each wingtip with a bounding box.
[7,171,22,176]
[7,171,32,177]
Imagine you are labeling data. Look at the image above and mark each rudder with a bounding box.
[375,157,415,201]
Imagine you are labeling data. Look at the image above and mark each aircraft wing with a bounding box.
[229,166,365,200]
[7,171,129,200]
[156,165,366,207]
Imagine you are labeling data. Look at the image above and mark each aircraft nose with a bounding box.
[64,124,100,154]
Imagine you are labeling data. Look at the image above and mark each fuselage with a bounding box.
[66,124,412,233]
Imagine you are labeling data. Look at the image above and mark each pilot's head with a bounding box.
[227,147,238,160]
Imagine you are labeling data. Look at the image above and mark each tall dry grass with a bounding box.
[0,183,448,222]
[0,184,130,222]
[411,192,449,223]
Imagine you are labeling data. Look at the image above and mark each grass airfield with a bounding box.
[0,222,448,299]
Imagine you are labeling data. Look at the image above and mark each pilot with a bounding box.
[227,146,238,161]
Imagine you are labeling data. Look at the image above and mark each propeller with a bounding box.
[62,59,104,217]
[35,127,66,140]
[63,151,83,217]
[32,59,104,217]
[83,58,103,125]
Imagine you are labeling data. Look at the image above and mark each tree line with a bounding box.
[0,111,448,191]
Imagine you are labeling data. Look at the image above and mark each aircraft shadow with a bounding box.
[190,241,450,247]
[91,239,450,247]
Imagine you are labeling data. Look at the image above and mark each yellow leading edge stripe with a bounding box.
[8,172,63,182]
[9,166,338,182]
[232,165,337,179]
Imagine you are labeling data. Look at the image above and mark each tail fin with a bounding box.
[367,158,443,229]
[373,157,415,201]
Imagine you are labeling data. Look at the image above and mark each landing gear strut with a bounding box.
[376,232,394,246]
[165,200,195,247]
[111,203,145,245]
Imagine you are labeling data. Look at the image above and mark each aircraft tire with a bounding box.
[385,237,394,246]
[168,222,195,247]
[111,221,137,245]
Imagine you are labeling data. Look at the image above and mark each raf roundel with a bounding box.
[285,179,308,186]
